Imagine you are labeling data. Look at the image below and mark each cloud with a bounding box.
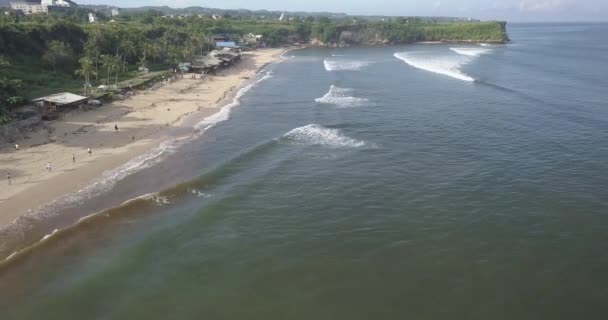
[518,0,564,12]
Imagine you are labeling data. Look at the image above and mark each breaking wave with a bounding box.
[324,58,371,71]
[281,124,367,148]
[194,70,272,132]
[393,52,475,82]
[480,43,503,47]
[450,47,492,57]
[315,85,369,107]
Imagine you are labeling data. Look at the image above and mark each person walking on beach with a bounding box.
[72,154,76,163]
[88,148,92,156]
[46,162,52,172]
[7,173,11,185]
[14,144,19,151]
[115,124,119,132]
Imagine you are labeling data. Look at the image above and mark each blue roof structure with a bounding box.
[215,41,240,48]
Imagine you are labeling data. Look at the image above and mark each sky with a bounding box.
[81,0,608,22]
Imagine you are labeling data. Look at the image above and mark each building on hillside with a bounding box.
[9,0,76,15]
[88,12,95,23]
[110,8,119,16]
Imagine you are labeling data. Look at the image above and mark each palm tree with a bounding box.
[99,54,113,86]
[149,43,162,64]
[181,42,193,61]
[112,54,122,86]
[138,55,147,71]
[75,57,95,96]
[85,27,102,81]
[120,40,136,72]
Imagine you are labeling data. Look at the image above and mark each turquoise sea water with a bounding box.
[1,23,608,319]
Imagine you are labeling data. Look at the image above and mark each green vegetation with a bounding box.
[0,9,507,120]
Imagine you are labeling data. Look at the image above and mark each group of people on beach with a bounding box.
[5,124,120,186]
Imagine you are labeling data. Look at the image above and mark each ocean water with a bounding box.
[1,23,608,319]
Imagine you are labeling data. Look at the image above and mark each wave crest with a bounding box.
[450,47,492,57]
[324,59,370,71]
[315,85,369,107]
[281,124,367,148]
[393,52,475,82]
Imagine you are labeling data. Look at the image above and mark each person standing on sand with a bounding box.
[88,148,92,156]
[72,154,76,163]
[7,173,11,185]
[115,124,119,132]
[46,162,52,172]
[14,144,19,151]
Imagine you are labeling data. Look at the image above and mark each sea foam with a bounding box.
[282,124,366,148]
[195,70,273,132]
[323,58,370,71]
[315,85,369,107]
[393,52,475,82]
[450,47,492,57]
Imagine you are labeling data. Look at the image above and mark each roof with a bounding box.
[191,56,222,68]
[215,41,239,48]
[32,92,88,106]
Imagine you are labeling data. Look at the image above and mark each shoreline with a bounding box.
[0,48,288,233]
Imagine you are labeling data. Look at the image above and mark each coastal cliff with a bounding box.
[309,21,509,46]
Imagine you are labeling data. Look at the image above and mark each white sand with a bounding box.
[0,48,286,227]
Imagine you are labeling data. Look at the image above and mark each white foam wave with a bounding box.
[194,70,272,132]
[331,54,345,57]
[4,251,18,262]
[393,52,475,82]
[282,124,366,148]
[188,188,211,198]
[315,85,369,107]
[151,195,170,206]
[450,47,492,57]
[324,59,370,71]
[41,229,59,241]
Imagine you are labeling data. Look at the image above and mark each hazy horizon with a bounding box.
[76,0,608,22]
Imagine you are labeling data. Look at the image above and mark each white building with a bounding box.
[10,0,76,15]
[111,8,119,17]
[88,12,95,23]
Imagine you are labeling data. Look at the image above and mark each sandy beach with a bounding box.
[0,48,286,228]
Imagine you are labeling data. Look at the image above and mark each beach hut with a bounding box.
[32,92,88,119]
[177,62,192,72]
[190,55,222,74]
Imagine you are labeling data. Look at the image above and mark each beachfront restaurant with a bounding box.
[213,49,241,65]
[190,55,223,74]
[32,92,88,120]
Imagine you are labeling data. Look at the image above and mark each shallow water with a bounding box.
[1,23,608,319]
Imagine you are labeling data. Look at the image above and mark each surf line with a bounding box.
[393,52,476,82]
